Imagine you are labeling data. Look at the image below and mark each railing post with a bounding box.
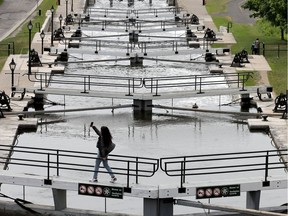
[237,73,240,88]
[136,157,139,184]
[82,77,88,93]
[241,74,246,91]
[47,153,50,179]
[57,150,59,176]
[154,80,159,96]
[263,151,270,187]
[40,74,43,90]
[125,161,131,191]
[197,77,204,94]
[45,73,48,87]
[126,79,132,96]
[95,41,98,54]
[183,157,186,183]
[179,161,186,193]
[44,153,52,185]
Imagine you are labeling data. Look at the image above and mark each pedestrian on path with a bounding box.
[90,122,117,183]
[254,38,260,55]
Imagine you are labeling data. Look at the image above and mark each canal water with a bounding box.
[0,0,287,214]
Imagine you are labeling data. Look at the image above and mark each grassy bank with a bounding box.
[0,0,57,71]
[206,0,287,95]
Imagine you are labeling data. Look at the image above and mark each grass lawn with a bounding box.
[0,0,57,71]
[206,0,287,95]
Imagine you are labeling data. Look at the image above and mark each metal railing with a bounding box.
[23,72,252,96]
[0,144,287,192]
[143,72,253,95]
[160,149,287,189]
[28,72,143,96]
[0,145,159,191]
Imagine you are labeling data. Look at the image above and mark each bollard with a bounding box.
[18,114,24,120]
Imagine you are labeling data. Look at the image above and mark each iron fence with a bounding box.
[262,43,287,58]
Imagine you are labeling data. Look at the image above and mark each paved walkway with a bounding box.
[0,0,43,42]
[214,0,256,24]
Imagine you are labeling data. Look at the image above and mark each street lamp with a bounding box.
[59,14,63,29]
[71,0,74,12]
[51,5,54,47]
[9,58,16,89]
[40,30,45,54]
[27,20,33,75]
[66,0,68,25]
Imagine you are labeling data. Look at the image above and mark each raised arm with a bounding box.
[90,122,101,136]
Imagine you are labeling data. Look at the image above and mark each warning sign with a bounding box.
[196,184,240,199]
[78,183,123,199]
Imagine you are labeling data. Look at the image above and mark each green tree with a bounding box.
[242,0,287,40]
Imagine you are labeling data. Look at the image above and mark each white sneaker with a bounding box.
[89,178,98,183]
[110,177,117,183]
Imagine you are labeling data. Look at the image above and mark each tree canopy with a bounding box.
[242,0,287,40]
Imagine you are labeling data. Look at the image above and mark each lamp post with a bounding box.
[59,14,63,29]
[66,0,68,25]
[9,58,16,89]
[40,30,45,54]
[51,5,54,47]
[78,14,81,28]
[27,20,33,75]
[71,0,74,12]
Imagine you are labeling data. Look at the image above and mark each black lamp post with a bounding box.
[71,0,74,12]
[9,58,16,88]
[59,14,63,29]
[66,0,68,25]
[40,30,45,54]
[27,20,33,75]
[51,5,55,47]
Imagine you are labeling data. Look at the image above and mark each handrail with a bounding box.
[0,145,159,190]
[160,149,287,189]
[22,72,253,97]
[143,72,253,95]
[28,72,143,96]
[0,145,287,190]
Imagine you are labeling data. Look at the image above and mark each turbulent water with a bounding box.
[0,0,286,215]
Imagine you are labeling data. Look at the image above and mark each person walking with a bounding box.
[254,38,260,54]
[90,122,117,183]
